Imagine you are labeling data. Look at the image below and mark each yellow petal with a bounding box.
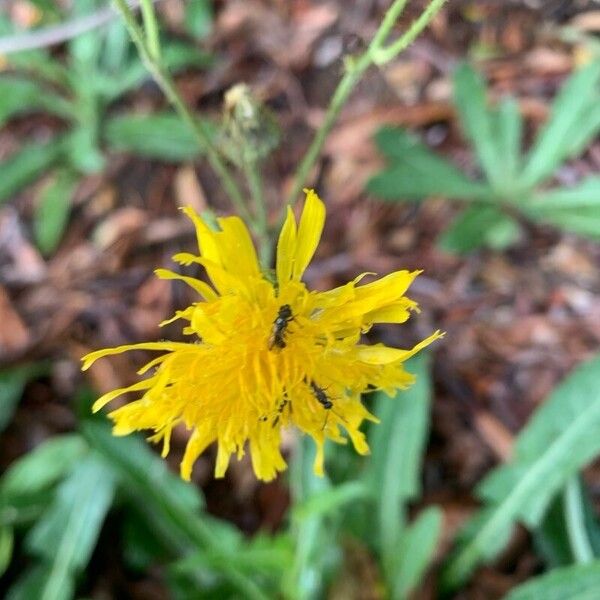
[293,189,325,280]
[81,342,189,371]
[216,216,261,280]
[181,425,215,481]
[154,268,217,300]
[276,206,297,287]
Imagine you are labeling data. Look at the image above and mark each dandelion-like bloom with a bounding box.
[82,190,442,481]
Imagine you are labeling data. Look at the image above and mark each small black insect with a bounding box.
[272,395,291,428]
[268,304,293,350]
[309,380,333,410]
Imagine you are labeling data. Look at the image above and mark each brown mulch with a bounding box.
[2,1,600,598]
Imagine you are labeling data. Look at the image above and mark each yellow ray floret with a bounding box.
[82,189,443,481]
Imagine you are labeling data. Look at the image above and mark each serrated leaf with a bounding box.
[0,434,87,500]
[368,127,490,201]
[453,63,503,189]
[443,353,600,590]
[364,353,432,566]
[33,169,78,255]
[0,138,65,204]
[0,77,73,127]
[104,112,209,161]
[438,205,519,254]
[391,507,442,599]
[26,454,116,600]
[0,364,45,432]
[520,61,600,189]
[505,562,600,600]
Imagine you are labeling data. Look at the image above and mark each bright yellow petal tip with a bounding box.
[81,189,442,481]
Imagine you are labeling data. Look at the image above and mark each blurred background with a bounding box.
[1,1,600,598]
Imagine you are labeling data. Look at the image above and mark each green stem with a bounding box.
[243,157,272,267]
[284,0,448,208]
[139,0,161,60]
[564,476,594,564]
[111,0,250,222]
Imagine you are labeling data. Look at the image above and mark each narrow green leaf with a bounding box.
[535,495,573,568]
[505,561,600,600]
[364,353,432,568]
[443,353,600,590]
[438,205,520,254]
[493,97,522,184]
[0,77,73,127]
[104,112,209,161]
[33,170,78,255]
[391,507,442,599]
[0,526,13,577]
[520,61,600,188]
[82,422,268,600]
[0,434,87,500]
[7,566,70,600]
[564,476,594,564]
[26,454,116,600]
[453,63,503,188]
[526,177,600,211]
[292,481,371,521]
[185,0,214,38]
[529,207,600,239]
[0,138,65,204]
[0,364,45,432]
[368,127,490,201]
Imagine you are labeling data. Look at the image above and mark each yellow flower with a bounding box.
[82,190,442,481]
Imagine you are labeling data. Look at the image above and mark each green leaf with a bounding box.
[0,525,13,577]
[530,207,600,239]
[505,562,600,600]
[535,495,573,568]
[493,96,523,185]
[453,63,503,189]
[26,454,116,600]
[526,177,600,211]
[0,77,73,127]
[185,0,214,39]
[442,353,600,590]
[6,566,70,600]
[0,138,65,204]
[0,434,87,500]
[0,364,46,432]
[104,112,209,161]
[520,61,600,189]
[33,170,78,255]
[391,507,442,599]
[364,353,432,569]
[368,127,490,201]
[438,205,520,254]
[81,422,268,600]
[292,481,371,521]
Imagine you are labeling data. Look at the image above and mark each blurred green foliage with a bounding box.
[368,61,600,253]
[0,0,213,255]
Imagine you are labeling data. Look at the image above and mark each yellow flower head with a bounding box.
[82,190,442,481]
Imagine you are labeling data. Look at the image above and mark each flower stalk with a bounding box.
[284,0,448,208]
